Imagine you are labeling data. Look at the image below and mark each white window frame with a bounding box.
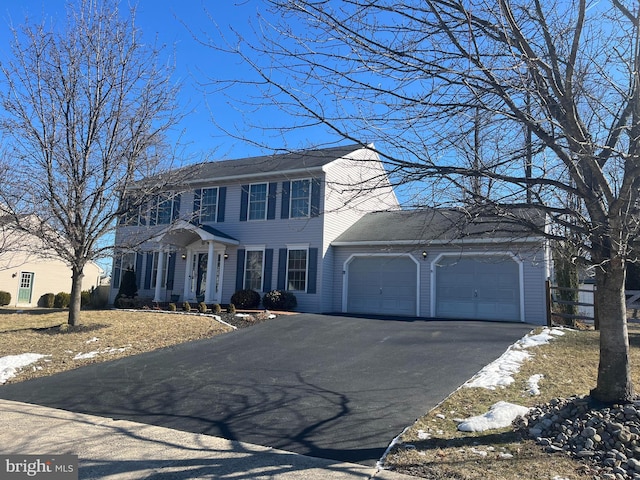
[150,192,177,225]
[114,252,137,288]
[286,246,309,292]
[150,251,171,289]
[248,183,268,221]
[198,187,219,223]
[244,247,265,291]
[290,179,311,218]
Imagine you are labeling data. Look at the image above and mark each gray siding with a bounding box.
[332,243,547,324]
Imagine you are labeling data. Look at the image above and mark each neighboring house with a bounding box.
[0,220,104,307]
[111,143,550,325]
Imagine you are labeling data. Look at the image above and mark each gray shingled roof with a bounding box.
[174,143,367,184]
[332,208,546,244]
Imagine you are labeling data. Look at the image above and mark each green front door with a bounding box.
[17,272,34,304]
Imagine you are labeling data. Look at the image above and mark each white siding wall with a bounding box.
[0,249,103,307]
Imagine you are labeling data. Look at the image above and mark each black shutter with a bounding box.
[277,248,288,290]
[281,181,290,219]
[267,182,277,220]
[236,249,246,291]
[307,248,318,294]
[263,249,273,292]
[240,185,249,221]
[166,253,176,290]
[193,189,201,222]
[144,252,153,290]
[135,254,143,289]
[218,187,226,222]
[172,194,181,221]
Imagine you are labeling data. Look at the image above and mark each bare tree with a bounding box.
[206,0,640,403]
[0,0,181,326]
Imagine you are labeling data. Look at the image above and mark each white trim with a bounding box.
[285,246,310,293]
[247,182,269,221]
[429,252,525,322]
[332,236,545,247]
[183,166,327,185]
[244,247,266,291]
[341,253,420,315]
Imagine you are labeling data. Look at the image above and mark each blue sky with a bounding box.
[0,0,321,163]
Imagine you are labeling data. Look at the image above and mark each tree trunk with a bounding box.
[591,256,634,403]
[68,266,85,327]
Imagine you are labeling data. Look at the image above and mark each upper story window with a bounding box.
[290,179,311,218]
[150,193,180,226]
[248,183,268,220]
[194,187,220,223]
[118,196,146,226]
[281,179,320,220]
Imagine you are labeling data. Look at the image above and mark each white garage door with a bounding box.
[435,255,521,321]
[347,256,417,316]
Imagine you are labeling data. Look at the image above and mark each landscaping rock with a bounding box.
[514,396,640,479]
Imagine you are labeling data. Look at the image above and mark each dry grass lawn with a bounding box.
[2,309,640,479]
[384,321,640,479]
[0,308,234,383]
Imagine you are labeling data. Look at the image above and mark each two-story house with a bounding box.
[111,144,399,313]
[111,143,549,324]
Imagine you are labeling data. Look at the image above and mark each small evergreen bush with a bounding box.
[262,290,297,311]
[81,290,92,308]
[230,289,261,309]
[168,303,177,311]
[211,303,222,314]
[0,291,11,306]
[54,292,71,308]
[198,301,208,313]
[182,301,191,312]
[227,303,236,314]
[38,293,55,308]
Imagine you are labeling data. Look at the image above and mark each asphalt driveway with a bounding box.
[0,314,533,465]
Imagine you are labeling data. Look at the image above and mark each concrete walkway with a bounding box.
[0,399,419,479]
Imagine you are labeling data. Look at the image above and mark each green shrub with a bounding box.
[262,290,297,311]
[230,289,261,309]
[81,290,92,308]
[211,303,222,314]
[54,292,71,308]
[198,302,208,314]
[38,293,55,308]
[182,301,191,312]
[0,291,11,306]
[227,303,236,314]
[168,303,177,311]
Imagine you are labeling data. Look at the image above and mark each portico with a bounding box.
[152,220,239,304]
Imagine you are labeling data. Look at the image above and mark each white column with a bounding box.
[183,249,192,301]
[204,242,215,303]
[216,249,226,303]
[152,250,165,302]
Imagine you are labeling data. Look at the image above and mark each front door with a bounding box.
[17,272,34,305]
[196,253,208,301]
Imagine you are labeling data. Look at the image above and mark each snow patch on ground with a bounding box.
[73,347,129,360]
[463,327,564,390]
[527,374,544,395]
[0,353,49,384]
[457,401,531,432]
